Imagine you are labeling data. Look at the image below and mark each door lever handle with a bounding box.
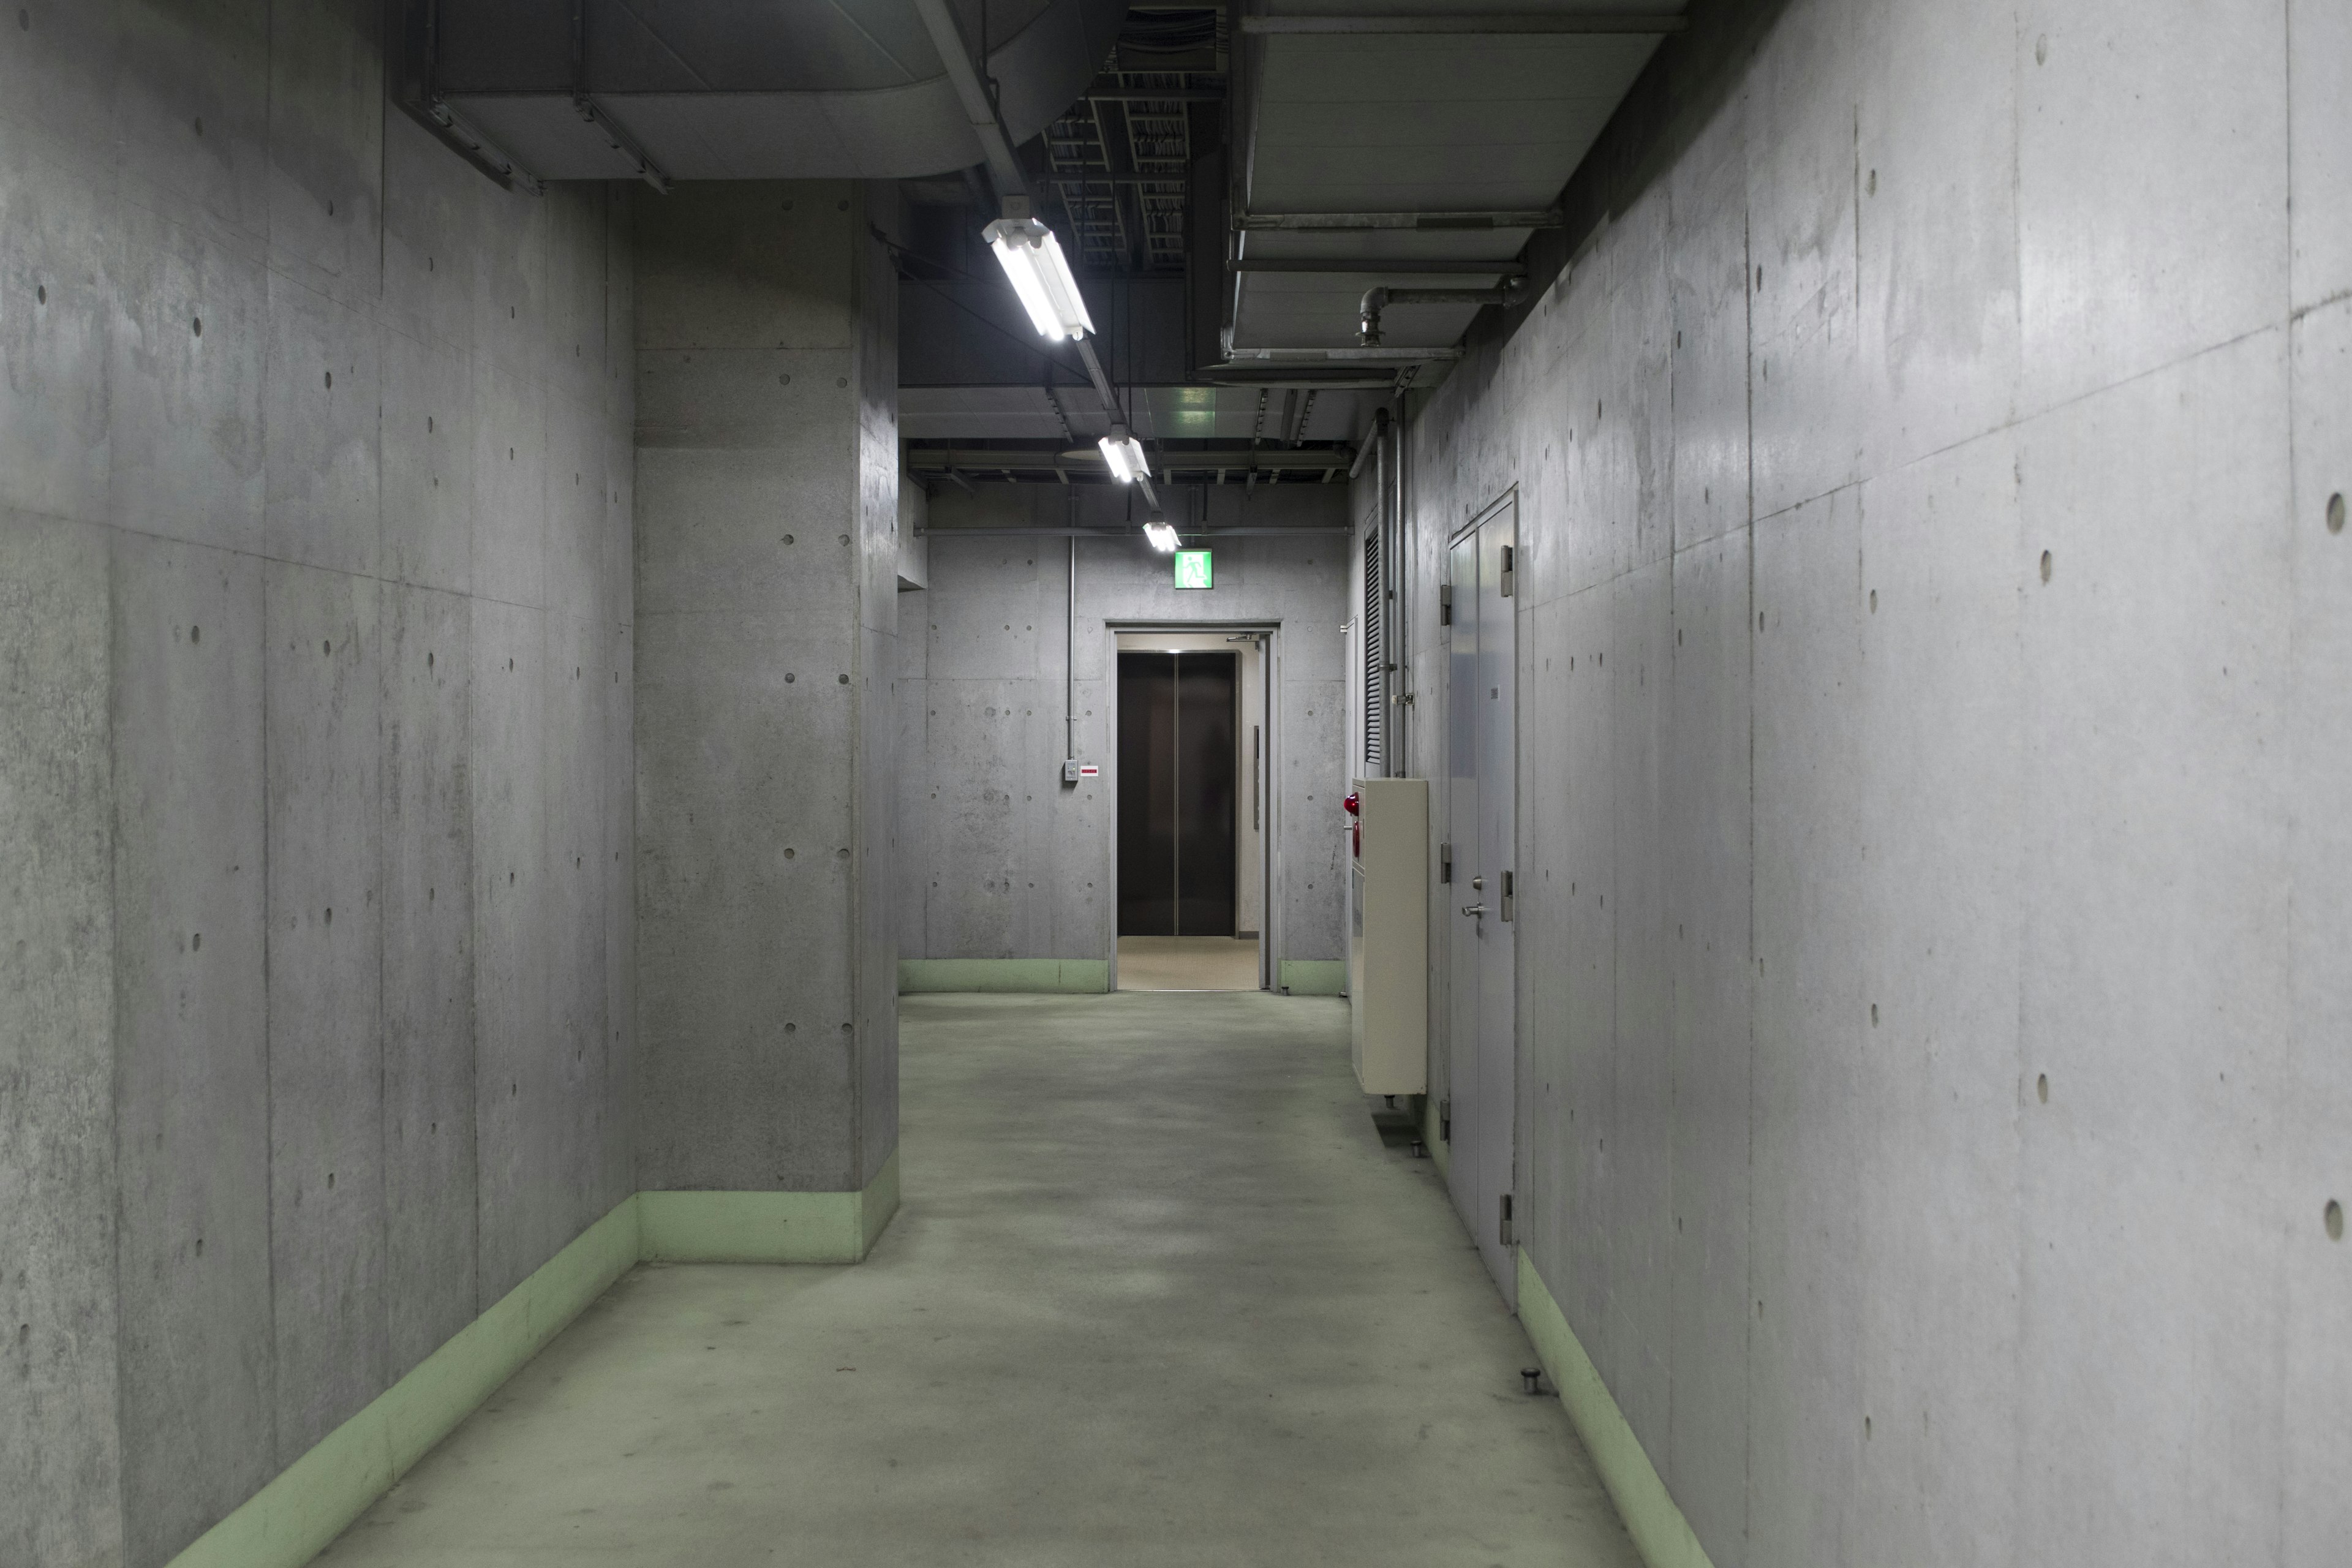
[1460,903,1487,918]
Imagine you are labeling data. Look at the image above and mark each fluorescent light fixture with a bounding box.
[1144,519,1180,552]
[1099,426,1149,484]
[982,217,1095,341]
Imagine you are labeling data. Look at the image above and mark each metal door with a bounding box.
[1446,500,1517,1300]
[1117,650,1238,935]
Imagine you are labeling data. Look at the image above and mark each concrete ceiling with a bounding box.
[432,0,1127,180]
[1227,1,1681,352]
[902,383,1365,443]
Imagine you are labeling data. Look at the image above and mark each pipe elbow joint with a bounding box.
[1359,286,1390,347]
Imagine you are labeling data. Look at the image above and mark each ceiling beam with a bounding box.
[1082,83,1226,102]
[908,445,1356,472]
[1229,257,1526,275]
[1235,209,1563,231]
[1240,13,1686,34]
[1218,346,1464,363]
[910,0,1027,202]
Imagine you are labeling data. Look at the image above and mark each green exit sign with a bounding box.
[1174,549,1213,589]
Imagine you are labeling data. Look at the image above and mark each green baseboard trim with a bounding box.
[166,1157,902,1568]
[168,1196,643,1568]
[1517,1248,1715,1568]
[899,957,1109,993]
[641,1152,901,1264]
[1278,959,1347,996]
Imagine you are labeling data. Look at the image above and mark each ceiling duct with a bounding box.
[409,0,1129,182]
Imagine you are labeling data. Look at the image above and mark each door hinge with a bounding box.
[1439,1096,1451,1142]
[1499,545,1515,597]
[1501,869,1514,922]
[1499,1192,1515,1246]
[1439,842,1452,883]
[1439,582,1453,625]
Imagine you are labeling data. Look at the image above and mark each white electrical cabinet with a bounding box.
[1348,777,1428,1095]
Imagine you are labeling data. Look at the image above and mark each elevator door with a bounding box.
[1118,651,1238,936]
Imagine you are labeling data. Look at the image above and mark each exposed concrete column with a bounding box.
[633,183,899,1200]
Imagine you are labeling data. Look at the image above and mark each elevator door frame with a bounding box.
[1106,622,1281,992]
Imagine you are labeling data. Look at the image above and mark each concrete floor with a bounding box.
[1116,935,1264,991]
[315,993,1640,1567]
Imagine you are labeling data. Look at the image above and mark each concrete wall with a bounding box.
[1392,1,2352,1565]
[899,484,1350,970]
[633,181,899,1195]
[0,5,636,1564]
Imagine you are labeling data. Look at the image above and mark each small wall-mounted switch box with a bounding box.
[1062,759,1100,783]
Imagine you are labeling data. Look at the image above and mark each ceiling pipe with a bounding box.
[1240,13,1686,34]
[914,0,1158,514]
[1218,347,1464,364]
[910,0,1028,203]
[1359,283,1521,347]
[1230,258,1528,276]
[1237,209,1563,232]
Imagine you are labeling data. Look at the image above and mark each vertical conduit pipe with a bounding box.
[1392,396,1409,772]
[1371,405,1398,777]
[1068,510,1080,764]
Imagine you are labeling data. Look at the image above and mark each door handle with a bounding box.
[1460,903,1487,918]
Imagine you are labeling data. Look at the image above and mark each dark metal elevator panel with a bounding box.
[1117,651,1238,937]
[1174,654,1238,935]
[1119,653,1178,935]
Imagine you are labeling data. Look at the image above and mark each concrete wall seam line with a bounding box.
[160,1169,900,1568]
[1516,1249,1714,1568]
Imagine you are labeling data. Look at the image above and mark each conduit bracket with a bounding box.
[573,93,670,194]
